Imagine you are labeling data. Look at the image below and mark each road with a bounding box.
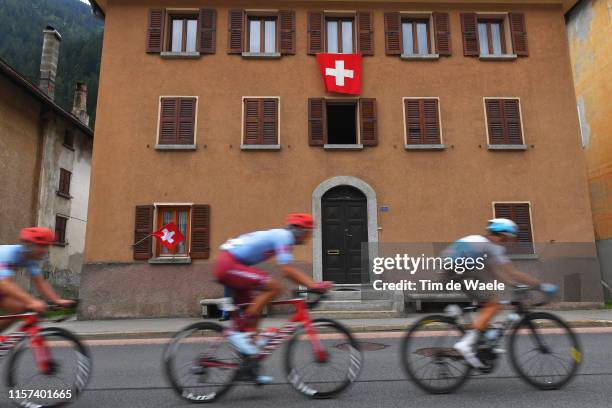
[1,330,610,408]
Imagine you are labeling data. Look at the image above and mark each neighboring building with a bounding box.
[0,27,94,297]
[566,0,612,299]
[83,0,602,319]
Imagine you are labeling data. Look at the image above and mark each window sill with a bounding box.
[241,144,281,150]
[487,144,528,151]
[479,54,518,61]
[405,144,446,150]
[323,144,364,150]
[401,53,440,60]
[52,242,68,247]
[62,143,75,151]
[148,257,192,264]
[507,253,538,260]
[241,52,282,59]
[56,191,72,199]
[160,52,201,59]
[155,144,197,151]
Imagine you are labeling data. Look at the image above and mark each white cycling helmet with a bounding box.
[487,218,519,237]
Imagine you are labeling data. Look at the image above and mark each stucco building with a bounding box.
[0,27,93,297]
[566,0,612,299]
[84,0,602,319]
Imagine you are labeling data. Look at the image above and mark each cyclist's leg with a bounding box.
[0,296,27,332]
[472,300,501,331]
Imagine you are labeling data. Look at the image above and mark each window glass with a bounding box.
[186,19,197,52]
[491,22,502,55]
[402,22,414,54]
[171,19,183,52]
[478,23,489,55]
[176,210,188,254]
[416,22,428,54]
[249,20,261,53]
[327,20,338,53]
[160,210,174,255]
[341,21,353,53]
[264,20,276,53]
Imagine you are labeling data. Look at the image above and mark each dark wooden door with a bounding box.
[322,186,368,284]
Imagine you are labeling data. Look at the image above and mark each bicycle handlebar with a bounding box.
[292,289,328,309]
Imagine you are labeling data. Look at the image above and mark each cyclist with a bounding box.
[443,218,558,368]
[213,213,332,383]
[0,228,75,326]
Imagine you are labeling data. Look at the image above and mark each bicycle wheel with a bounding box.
[5,327,92,408]
[508,312,581,390]
[401,315,471,394]
[164,322,240,403]
[284,318,362,399]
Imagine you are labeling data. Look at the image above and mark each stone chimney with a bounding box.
[39,26,62,99]
[72,82,89,126]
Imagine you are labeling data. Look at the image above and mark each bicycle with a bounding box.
[1,301,92,407]
[400,286,582,394]
[163,289,363,403]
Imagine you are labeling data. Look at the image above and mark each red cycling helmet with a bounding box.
[20,227,56,246]
[287,213,314,229]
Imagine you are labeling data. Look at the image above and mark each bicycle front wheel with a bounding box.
[163,321,240,403]
[5,327,91,408]
[509,312,581,390]
[401,315,471,394]
[285,318,362,399]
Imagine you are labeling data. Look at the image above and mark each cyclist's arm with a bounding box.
[496,263,540,287]
[0,277,39,305]
[31,275,62,304]
[280,264,317,288]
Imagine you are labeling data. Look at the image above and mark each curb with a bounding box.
[73,319,612,340]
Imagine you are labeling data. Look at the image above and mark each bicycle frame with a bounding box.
[0,312,52,374]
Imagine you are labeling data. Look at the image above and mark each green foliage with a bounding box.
[0,0,103,127]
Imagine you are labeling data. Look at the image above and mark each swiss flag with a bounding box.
[152,223,185,251]
[316,53,362,95]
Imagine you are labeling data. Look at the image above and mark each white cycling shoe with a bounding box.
[454,330,485,369]
[228,331,274,385]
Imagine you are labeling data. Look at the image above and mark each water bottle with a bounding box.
[256,327,278,348]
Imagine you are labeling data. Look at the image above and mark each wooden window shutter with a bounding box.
[384,12,401,55]
[244,98,262,144]
[177,98,196,145]
[146,9,165,53]
[405,100,423,144]
[191,205,210,259]
[134,205,154,260]
[494,203,533,254]
[228,9,244,54]
[509,13,528,57]
[262,99,279,145]
[159,98,178,144]
[307,11,324,55]
[433,12,452,56]
[359,98,378,146]
[198,9,216,54]
[485,99,505,144]
[357,11,374,56]
[460,13,479,56]
[59,168,71,196]
[503,99,523,144]
[423,99,441,144]
[308,98,325,146]
[280,10,296,55]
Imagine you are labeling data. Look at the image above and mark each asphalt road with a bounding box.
[1,331,610,408]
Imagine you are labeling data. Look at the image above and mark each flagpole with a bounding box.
[132,233,154,247]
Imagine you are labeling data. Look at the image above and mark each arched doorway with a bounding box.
[321,186,368,284]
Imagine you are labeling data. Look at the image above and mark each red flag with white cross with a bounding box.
[152,223,185,251]
[316,53,362,95]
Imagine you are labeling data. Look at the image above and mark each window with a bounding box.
[156,207,190,257]
[326,18,354,53]
[58,168,71,197]
[54,215,68,245]
[402,19,430,55]
[248,17,277,53]
[63,131,74,149]
[485,98,524,146]
[243,98,279,147]
[169,14,198,53]
[478,19,505,56]
[493,202,534,254]
[157,97,197,147]
[308,98,378,147]
[404,98,442,145]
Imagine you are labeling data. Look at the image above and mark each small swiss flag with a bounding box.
[316,53,362,95]
[152,223,185,251]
